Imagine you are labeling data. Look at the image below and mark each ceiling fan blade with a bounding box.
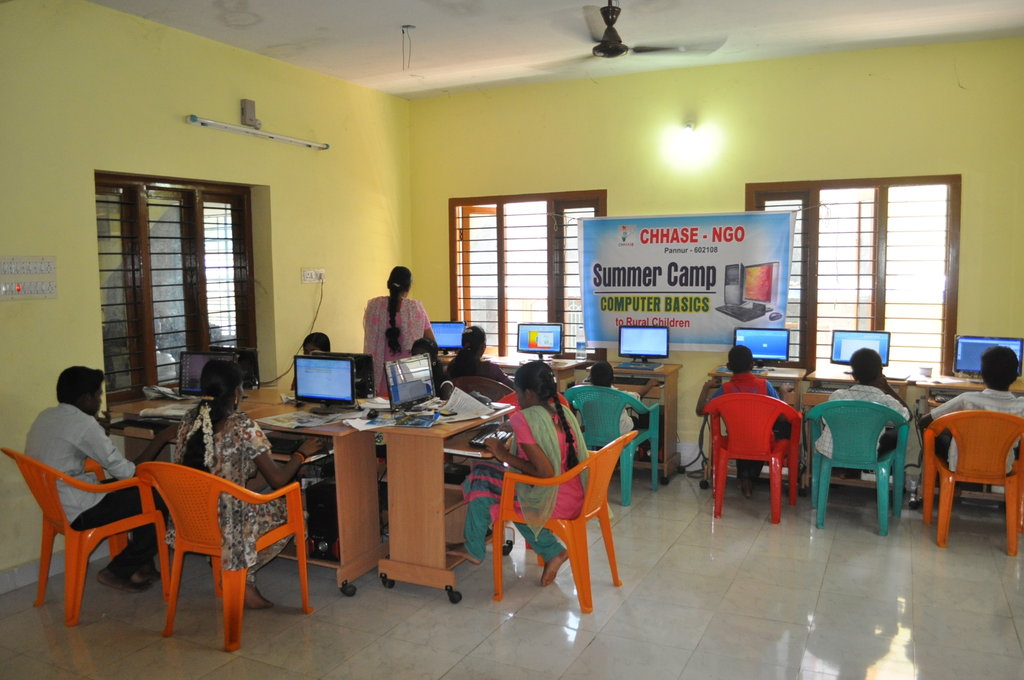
[632,37,727,56]
[582,5,605,42]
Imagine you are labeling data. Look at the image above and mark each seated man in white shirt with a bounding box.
[919,345,1024,471]
[25,366,173,592]
[816,348,911,461]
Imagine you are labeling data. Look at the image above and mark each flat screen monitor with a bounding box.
[210,345,259,389]
[294,354,356,413]
[734,327,790,365]
[385,353,435,411]
[316,352,374,398]
[431,321,466,353]
[953,335,1024,376]
[830,330,891,367]
[516,323,563,360]
[742,261,780,305]
[618,326,670,363]
[179,351,231,396]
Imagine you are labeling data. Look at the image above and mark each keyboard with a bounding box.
[617,362,659,370]
[931,390,962,404]
[615,376,652,386]
[469,424,512,448]
[715,304,766,322]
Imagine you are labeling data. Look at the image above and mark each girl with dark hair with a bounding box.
[451,360,587,586]
[302,332,331,354]
[411,335,451,397]
[446,325,514,388]
[363,266,434,396]
[174,360,307,609]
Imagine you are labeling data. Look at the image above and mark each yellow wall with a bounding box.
[408,37,1024,456]
[2,0,1023,573]
[0,0,411,571]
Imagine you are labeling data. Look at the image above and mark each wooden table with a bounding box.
[377,408,509,603]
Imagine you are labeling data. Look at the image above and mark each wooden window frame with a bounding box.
[746,175,961,372]
[449,190,607,356]
[96,172,256,402]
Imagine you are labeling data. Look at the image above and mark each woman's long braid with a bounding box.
[537,366,579,469]
[385,282,402,353]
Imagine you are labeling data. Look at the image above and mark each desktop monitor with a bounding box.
[618,326,670,363]
[314,352,375,399]
[742,261,780,306]
[431,321,466,353]
[953,335,1024,376]
[830,330,891,367]
[294,354,356,414]
[734,327,790,365]
[179,351,232,396]
[516,323,563,360]
[210,345,259,389]
[385,353,435,411]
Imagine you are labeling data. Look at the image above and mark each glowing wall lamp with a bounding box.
[662,119,718,169]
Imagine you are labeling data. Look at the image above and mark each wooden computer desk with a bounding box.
[109,390,387,596]
[377,408,509,604]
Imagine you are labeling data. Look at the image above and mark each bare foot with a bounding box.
[244,583,274,609]
[540,549,568,586]
[447,544,482,565]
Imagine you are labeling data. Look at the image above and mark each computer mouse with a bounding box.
[768,312,783,321]
[366,409,379,419]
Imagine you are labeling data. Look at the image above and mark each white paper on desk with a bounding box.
[442,387,495,420]
[921,376,963,385]
[139,403,195,419]
[359,397,392,409]
[257,412,346,430]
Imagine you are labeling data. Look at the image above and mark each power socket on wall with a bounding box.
[301,268,325,284]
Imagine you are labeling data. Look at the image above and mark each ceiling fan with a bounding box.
[587,1,725,59]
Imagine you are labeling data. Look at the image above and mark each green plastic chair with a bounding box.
[807,400,909,535]
[565,385,660,506]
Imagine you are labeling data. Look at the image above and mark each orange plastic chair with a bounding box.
[702,393,802,523]
[492,430,638,613]
[2,447,169,626]
[136,461,312,651]
[921,410,1024,555]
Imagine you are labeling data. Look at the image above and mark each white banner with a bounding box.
[581,211,795,351]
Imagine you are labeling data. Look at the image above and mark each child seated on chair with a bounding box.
[919,345,1024,471]
[695,345,792,498]
[450,361,586,586]
[588,360,656,435]
[446,325,514,389]
[815,348,910,470]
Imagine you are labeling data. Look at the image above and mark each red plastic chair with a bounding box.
[492,430,637,613]
[921,411,1024,555]
[2,447,169,626]
[702,393,802,523]
[136,461,312,651]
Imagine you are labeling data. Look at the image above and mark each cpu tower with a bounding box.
[305,480,339,560]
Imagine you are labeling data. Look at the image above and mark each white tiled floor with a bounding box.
[1,476,1022,679]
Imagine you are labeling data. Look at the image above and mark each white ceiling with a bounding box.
[90,0,1024,99]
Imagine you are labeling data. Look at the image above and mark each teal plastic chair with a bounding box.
[807,401,909,535]
[565,385,660,506]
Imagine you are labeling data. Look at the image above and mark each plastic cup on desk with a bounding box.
[918,366,933,379]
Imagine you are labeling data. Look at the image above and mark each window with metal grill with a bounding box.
[450,191,606,356]
[95,173,256,401]
[747,176,960,374]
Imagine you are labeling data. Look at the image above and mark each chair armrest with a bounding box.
[219,480,302,506]
[59,473,145,494]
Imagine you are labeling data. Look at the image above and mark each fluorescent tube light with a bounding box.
[186,115,329,150]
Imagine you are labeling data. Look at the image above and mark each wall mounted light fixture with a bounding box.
[186,114,329,150]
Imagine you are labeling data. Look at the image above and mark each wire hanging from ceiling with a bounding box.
[401,24,416,71]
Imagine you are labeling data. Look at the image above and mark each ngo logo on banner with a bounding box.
[581,212,795,351]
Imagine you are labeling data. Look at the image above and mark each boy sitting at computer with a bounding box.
[919,345,1024,470]
[695,345,791,498]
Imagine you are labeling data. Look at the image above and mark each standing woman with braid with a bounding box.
[452,361,587,586]
[173,360,307,609]
[362,266,434,397]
